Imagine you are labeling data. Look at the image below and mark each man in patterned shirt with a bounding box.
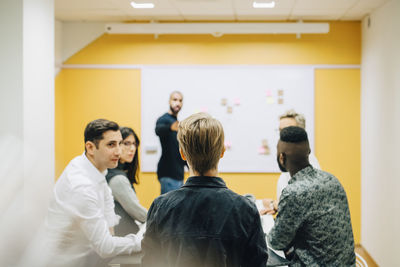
[268,126,355,266]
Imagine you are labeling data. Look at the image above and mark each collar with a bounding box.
[166,112,177,119]
[81,152,108,184]
[290,165,314,184]
[182,176,227,189]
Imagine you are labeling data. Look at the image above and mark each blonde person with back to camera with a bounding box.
[142,112,268,267]
[260,110,321,215]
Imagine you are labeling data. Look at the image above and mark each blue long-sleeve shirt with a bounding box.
[155,113,186,181]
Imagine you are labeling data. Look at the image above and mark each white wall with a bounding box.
[23,0,55,221]
[0,0,23,138]
[58,21,105,64]
[55,20,63,74]
[54,21,105,74]
[0,0,54,264]
[361,0,400,266]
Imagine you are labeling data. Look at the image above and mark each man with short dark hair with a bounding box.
[268,126,356,266]
[142,113,268,267]
[46,119,141,267]
[261,109,320,215]
[155,91,186,194]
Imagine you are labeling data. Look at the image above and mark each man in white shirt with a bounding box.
[260,110,320,215]
[45,119,141,267]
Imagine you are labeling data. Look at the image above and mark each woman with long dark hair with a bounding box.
[106,127,147,235]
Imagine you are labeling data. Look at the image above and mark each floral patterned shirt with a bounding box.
[268,166,356,266]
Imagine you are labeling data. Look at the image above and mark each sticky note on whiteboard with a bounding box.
[200,107,209,113]
[266,96,274,104]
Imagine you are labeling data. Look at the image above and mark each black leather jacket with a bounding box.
[142,176,268,267]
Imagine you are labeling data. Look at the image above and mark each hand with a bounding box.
[170,121,179,131]
[259,198,277,215]
[126,234,142,252]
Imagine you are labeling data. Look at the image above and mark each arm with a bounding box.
[155,116,173,137]
[141,200,163,267]
[103,182,120,228]
[259,198,278,215]
[70,185,141,258]
[109,175,148,223]
[267,191,304,251]
[260,173,290,215]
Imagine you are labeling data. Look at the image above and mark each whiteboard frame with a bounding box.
[140,65,316,173]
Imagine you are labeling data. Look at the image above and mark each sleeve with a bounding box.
[69,185,141,258]
[108,175,148,223]
[267,190,304,251]
[155,116,172,137]
[242,208,269,267]
[141,200,164,267]
[103,182,120,227]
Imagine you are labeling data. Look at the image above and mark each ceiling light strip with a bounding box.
[105,23,330,35]
[253,1,275,9]
[130,1,154,9]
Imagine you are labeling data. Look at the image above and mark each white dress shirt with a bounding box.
[276,153,321,201]
[45,153,141,267]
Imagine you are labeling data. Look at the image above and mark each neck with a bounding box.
[288,162,310,177]
[85,152,105,173]
[168,110,177,116]
[190,168,218,177]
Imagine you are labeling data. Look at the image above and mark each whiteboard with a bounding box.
[141,66,315,173]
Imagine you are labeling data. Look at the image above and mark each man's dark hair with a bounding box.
[84,119,119,148]
[280,126,308,143]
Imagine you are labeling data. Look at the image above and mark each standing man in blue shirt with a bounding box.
[155,91,186,194]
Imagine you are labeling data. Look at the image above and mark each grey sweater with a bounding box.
[108,175,147,236]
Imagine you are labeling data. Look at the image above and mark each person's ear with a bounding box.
[179,147,187,161]
[279,153,285,166]
[220,146,226,159]
[85,141,96,156]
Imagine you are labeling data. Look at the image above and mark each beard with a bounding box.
[170,105,180,115]
[277,154,287,172]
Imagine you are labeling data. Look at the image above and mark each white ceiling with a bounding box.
[55,0,390,22]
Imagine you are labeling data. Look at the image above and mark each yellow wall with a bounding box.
[56,22,361,242]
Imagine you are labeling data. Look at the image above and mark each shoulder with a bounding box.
[146,193,171,219]
[157,113,171,122]
[314,169,346,193]
[283,169,343,202]
[224,189,259,214]
[109,174,131,187]
[314,169,339,184]
[56,161,96,198]
[54,175,100,216]
[61,157,94,188]
[106,167,127,181]
[281,177,312,202]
